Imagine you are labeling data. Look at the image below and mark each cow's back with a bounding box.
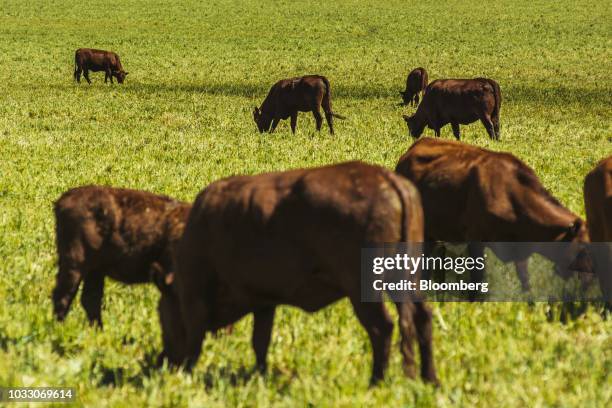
[396,138,575,241]
[423,79,495,111]
[179,161,422,311]
[55,186,181,278]
[74,48,119,69]
[584,157,612,241]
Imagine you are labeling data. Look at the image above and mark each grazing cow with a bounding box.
[584,156,612,306]
[161,161,438,385]
[74,48,128,84]
[402,78,501,140]
[399,67,428,106]
[52,186,190,328]
[395,138,590,295]
[253,75,345,135]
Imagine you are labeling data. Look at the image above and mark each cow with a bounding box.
[402,78,501,140]
[252,75,345,135]
[395,138,590,298]
[584,156,612,308]
[52,186,190,329]
[159,161,438,385]
[399,67,428,106]
[74,48,128,84]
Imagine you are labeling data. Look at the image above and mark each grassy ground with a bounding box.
[0,0,610,406]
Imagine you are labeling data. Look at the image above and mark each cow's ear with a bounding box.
[164,272,174,286]
[402,114,410,122]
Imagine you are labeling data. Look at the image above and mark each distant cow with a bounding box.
[399,67,428,106]
[253,75,345,135]
[74,48,128,84]
[52,186,189,329]
[402,78,501,140]
[161,161,438,385]
[584,156,612,306]
[396,138,590,294]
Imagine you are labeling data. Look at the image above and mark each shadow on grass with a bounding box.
[96,353,295,390]
[39,81,612,106]
[97,351,160,387]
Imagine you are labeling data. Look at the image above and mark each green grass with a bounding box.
[0,0,611,406]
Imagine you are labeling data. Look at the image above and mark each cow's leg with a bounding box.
[468,242,486,301]
[492,116,501,140]
[290,113,298,134]
[434,127,441,137]
[324,110,334,135]
[269,118,280,133]
[394,301,417,379]
[52,261,83,322]
[350,299,394,385]
[83,69,91,84]
[252,306,276,373]
[104,71,108,83]
[451,122,461,140]
[312,109,323,132]
[80,271,105,328]
[414,94,420,106]
[75,67,82,83]
[515,258,530,292]
[479,114,496,140]
[181,295,208,372]
[413,302,438,384]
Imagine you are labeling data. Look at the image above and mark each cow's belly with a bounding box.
[84,64,106,72]
[211,236,346,311]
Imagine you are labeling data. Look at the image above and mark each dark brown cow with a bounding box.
[402,78,501,140]
[395,138,590,294]
[52,186,189,329]
[161,161,437,385]
[253,75,345,135]
[399,67,428,106]
[584,156,612,306]
[74,48,128,84]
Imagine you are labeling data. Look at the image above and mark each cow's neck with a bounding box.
[515,192,576,241]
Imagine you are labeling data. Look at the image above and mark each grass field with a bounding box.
[0,0,611,406]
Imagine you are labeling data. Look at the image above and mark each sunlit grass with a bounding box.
[0,0,610,406]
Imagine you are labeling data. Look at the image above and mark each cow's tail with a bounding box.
[73,53,78,81]
[384,170,425,304]
[384,170,423,244]
[321,76,346,119]
[486,79,501,124]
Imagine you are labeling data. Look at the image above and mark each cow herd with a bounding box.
[54,48,611,386]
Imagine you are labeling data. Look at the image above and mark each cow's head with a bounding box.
[552,219,594,282]
[113,70,129,84]
[253,106,272,133]
[403,114,425,138]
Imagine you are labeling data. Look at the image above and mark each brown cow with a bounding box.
[395,138,590,295]
[253,75,345,135]
[74,48,128,84]
[52,186,189,329]
[399,67,428,106]
[161,161,437,385]
[402,78,501,140]
[584,156,612,306]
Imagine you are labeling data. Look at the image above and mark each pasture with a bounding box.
[0,0,610,406]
